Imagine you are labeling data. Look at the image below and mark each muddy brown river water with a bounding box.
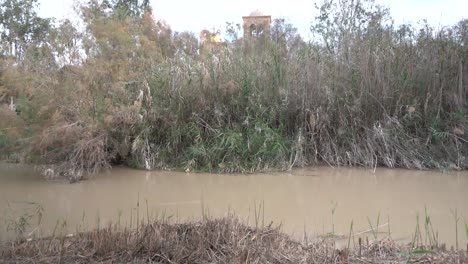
[1,164,467,247]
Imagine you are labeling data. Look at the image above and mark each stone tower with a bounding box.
[242,10,271,40]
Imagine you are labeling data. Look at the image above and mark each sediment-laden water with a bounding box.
[1,164,467,247]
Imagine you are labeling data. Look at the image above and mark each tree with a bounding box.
[174,31,199,57]
[112,0,150,19]
[53,19,83,65]
[0,0,52,61]
[454,19,468,107]
[271,18,303,52]
[82,0,150,20]
[311,0,390,56]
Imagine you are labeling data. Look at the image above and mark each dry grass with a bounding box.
[2,1,468,178]
[31,122,111,182]
[1,216,466,263]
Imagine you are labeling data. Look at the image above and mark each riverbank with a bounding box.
[1,216,466,263]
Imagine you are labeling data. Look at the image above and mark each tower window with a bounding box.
[250,24,257,36]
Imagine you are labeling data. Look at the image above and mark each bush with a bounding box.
[1,0,467,180]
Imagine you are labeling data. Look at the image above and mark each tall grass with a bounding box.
[0,0,467,180]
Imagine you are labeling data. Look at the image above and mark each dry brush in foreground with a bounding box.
[1,217,466,263]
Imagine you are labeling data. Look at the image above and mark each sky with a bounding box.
[37,0,468,39]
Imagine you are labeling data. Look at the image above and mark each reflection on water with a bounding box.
[1,164,467,246]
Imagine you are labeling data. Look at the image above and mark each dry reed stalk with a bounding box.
[1,216,466,263]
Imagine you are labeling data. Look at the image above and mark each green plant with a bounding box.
[330,201,338,236]
[347,220,354,250]
[423,207,438,247]
[1,0,467,180]
[464,220,468,240]
[450,209,460,250]
[4,202,43,239]
[366,212,380,242]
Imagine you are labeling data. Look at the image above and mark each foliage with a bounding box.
[0,0,467,181]
[0,0,53,61]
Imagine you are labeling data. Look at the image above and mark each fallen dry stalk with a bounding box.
[1,216,466,263]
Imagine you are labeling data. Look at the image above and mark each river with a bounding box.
[1,164,467,248]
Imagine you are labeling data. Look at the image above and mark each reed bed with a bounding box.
[1,216,467,263]
[1,0,467,181]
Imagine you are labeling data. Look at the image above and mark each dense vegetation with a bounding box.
[0,0,467,181]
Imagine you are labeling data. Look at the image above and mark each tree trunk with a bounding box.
[458,60,464,107]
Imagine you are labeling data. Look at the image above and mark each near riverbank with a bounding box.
[1,216,466,263]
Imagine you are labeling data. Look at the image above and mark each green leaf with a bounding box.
[464,221,468,239]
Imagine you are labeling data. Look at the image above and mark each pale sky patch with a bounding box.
[37,0,468,39]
